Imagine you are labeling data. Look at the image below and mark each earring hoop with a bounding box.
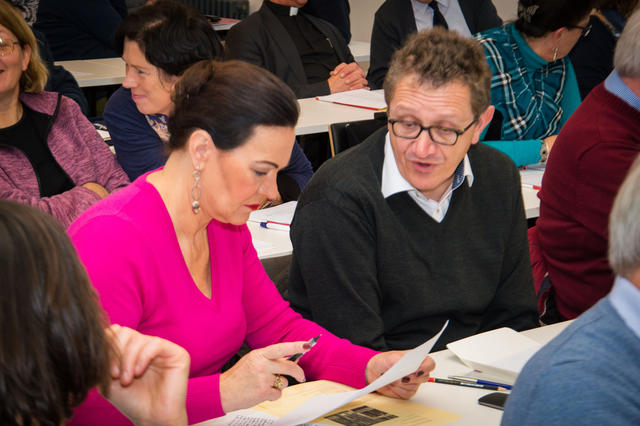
[191,166,202,214]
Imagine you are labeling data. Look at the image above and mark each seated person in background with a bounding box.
[288,28,539,352]
[367,0,502,89]
[0,199,190,426]
[69,60,435,424]
[569,0,639,99]
[535,9,640,323]
[0,2,128,228]
[502,159,640,426]
[105,0,312,200]
[475,0,597,167]
[224,0,368,99]
[34,0,127,60]
[302,0,351,43]
[7,0,89,114]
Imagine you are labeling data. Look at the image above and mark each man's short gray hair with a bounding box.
[614,9,640,78]
[383,27,491,117]
[608,156,640,278]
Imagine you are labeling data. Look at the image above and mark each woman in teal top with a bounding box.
[476,0,596,166]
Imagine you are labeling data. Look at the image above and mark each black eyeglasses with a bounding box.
[0,38,20,57]
[388,118,477,146]
[568,22,592,38]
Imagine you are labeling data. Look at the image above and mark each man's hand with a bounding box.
[328,62,369,93]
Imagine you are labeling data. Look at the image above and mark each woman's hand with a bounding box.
[82,182,109,198]
[219,341,311,413]
[101,325,190,426]
[365,351,435,400]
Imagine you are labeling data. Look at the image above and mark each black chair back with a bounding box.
[328,116,387,156]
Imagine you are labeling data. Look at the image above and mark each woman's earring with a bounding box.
[191,166,202,214]
[552,47,558,62]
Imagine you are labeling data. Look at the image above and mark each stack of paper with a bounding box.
[446,328,542,385]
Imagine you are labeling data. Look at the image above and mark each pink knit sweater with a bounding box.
[68,175,377,425]
[0,91,129,228]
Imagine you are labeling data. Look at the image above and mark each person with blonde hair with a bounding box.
[0,1,128,228]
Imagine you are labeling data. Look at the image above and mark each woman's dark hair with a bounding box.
[114,0,223,78]
[598,0,639,17]
[0,200,111,426]
[515,0,599,37]
[169,60,299,151]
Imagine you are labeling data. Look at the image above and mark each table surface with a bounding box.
[296,96,377,136]
[55,57,125,88]
[408,321,569,425]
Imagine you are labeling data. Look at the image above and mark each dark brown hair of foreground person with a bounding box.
[0,200,111,426]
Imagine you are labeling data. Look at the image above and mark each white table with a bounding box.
[296,97,377,136]
[410,321,569,425]
[348,40,371,63]
[522,186,540,219]
[211,17,240,31]
[55,57,125,88]
[247,221,292,260]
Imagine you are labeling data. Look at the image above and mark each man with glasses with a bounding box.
[288,28,538,351]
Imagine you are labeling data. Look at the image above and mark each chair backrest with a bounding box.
[328,117,387,156]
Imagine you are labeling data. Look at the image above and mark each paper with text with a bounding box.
[248,202,297,226]
[271,321,448,425]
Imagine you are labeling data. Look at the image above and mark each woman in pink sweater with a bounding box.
[69,60,436,425]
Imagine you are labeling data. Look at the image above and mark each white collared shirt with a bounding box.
[290,7,298,16]
[411,0,472,37]
[381,132,474,223]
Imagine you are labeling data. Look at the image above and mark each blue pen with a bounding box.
[449,376,513,390]
[260,221,290,231]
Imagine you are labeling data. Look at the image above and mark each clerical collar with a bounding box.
[265,1,299,17]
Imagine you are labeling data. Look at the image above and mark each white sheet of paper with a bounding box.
[251,239,273,251]
[315,89,386,110]
[271,321,449,426]
[248,202,297,226]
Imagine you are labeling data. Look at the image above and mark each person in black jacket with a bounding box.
[35,0,127,60]
[367,0,502,89]
[302,0,351,43]
[225,0,367,99]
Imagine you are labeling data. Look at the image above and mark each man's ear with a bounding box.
[471,105,495,145]
[186,129,214,170]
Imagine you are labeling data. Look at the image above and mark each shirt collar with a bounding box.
[604,70,640,112]
[411,0,450,11]
[381,131,473,199]
[265,1,297,16]
[608,275,640,341]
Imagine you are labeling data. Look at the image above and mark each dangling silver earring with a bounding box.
[191,166,202,214]
[552,47,558,62]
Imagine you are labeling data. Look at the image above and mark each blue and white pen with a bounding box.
[260,221,290,231]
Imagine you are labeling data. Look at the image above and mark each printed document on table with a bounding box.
[270,321,448,425]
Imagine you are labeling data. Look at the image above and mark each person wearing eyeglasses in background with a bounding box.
[475,0,598,167]
[287,28,539,353]
[0,1,129,228]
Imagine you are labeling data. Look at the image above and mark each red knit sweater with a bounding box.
[537,83,640,319]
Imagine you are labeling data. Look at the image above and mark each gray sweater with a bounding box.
[289,129,538,351]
